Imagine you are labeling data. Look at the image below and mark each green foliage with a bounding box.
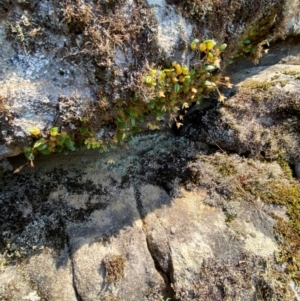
[24,128,77,163]
[228,35,270,65]
[24,38,231,162]
[142,39,231,129]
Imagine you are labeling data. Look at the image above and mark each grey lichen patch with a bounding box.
[146,0,193,59]
[103,254,126,283]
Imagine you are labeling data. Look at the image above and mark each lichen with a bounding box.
[250,180,300,284]
[187,152,300,287]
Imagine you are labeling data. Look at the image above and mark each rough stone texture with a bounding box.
[1,1,300,300]
[0,256,40,301]
[21,246,77,301]
[140,183,283,300]
[146,0,193,61]
[68,187,165,301]
[1,0,300,160]
[183,62,300,165]
[1,130,299,300]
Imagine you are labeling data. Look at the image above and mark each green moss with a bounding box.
[283,70,299,76]
[193,152,300,285]
[241,79,277,91]
[216,161,237,176]
[225,214,236,223]
[260,181,300,283]
[244,178,300,284]
[277,152,293,179]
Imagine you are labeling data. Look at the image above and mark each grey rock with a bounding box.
[68,187,165,301]
[140,185,279,299]
[0,256,40,301]
[21,246,77,301]
[1,1,300,300]
[183,63,300,164]
[1,0,300,159]
[1,132,298,300]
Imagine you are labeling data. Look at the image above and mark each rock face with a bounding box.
[1,1,300,301]
[183,62,300,164]
[1,130,300,300]
[1,0,300,160]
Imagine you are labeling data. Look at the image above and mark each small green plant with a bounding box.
[24,127,76,164]
[142,39,231,128]
[24,39,231,163]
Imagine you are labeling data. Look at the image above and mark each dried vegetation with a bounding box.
[103,254,126,283]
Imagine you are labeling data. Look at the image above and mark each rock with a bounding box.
[68,187,165,301]
[0,255,40,301]
[295,163,300,179]
[1,1,300,300]
[21,246,77,301]
[1,132,299,300]
[183,63,300,164]
[140,184,281,299]
[146,0,193,61]
[1,0,300,159]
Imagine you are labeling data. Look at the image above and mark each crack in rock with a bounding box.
[133,185,176,300]
[66,232,83,301]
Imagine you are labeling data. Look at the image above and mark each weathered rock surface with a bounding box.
[183,63,300,167]
[21,246,77,301]
[68,187,165,300]
[1,1,300,301]
[1,0,300,160]
[1,130,300,300]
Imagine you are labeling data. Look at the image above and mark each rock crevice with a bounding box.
[134,185,176,300]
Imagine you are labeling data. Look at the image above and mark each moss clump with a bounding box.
[188,152,300,285]
[276,152,293,179]
[241,158,300,285]
[241,80,277,91]
[103,254,126,283]
[257,181,300,283]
